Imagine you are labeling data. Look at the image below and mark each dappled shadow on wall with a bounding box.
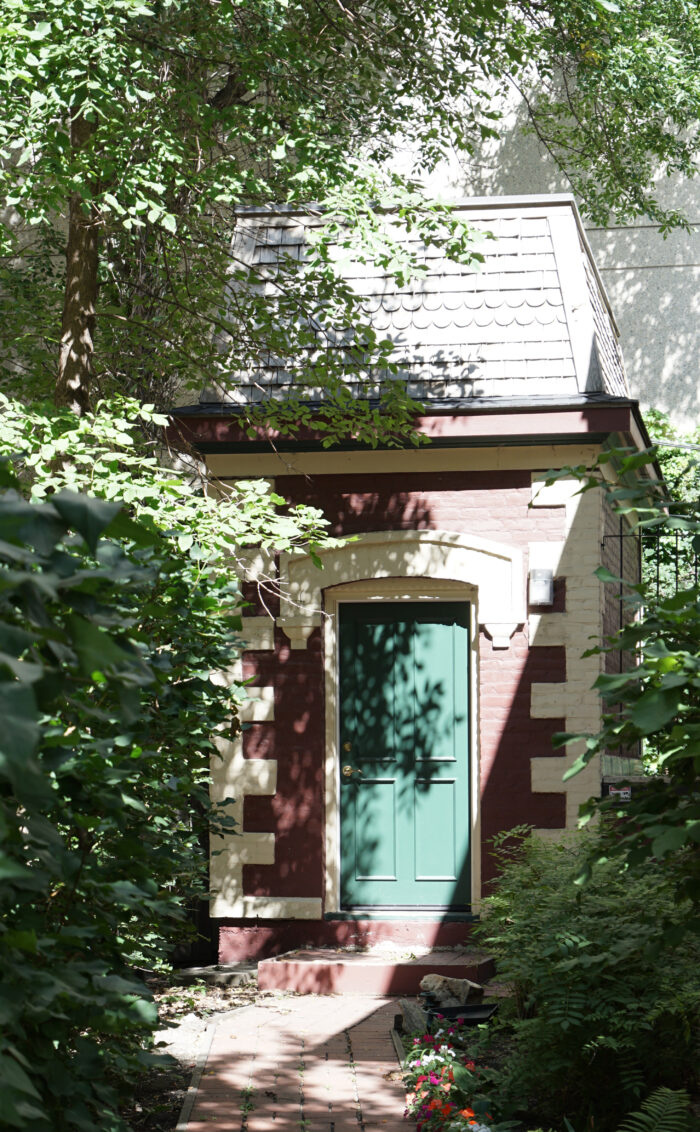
[223,478,605,932]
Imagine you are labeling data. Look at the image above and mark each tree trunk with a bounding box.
[56,113,98,415]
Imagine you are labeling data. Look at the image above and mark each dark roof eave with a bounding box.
[170,392,636,418]
[168,394,652,458]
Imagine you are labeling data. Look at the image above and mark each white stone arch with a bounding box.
[278,528,526,649]
[278,528,526,914]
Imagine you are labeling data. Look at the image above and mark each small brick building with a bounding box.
[173,196,649,961]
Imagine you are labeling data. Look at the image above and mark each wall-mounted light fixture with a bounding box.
[529,568,554,606]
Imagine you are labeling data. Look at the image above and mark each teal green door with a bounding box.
[339,602,470,909]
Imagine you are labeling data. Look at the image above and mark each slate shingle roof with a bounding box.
[211,195,629,407]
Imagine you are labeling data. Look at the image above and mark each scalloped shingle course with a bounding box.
[221,199,629,405]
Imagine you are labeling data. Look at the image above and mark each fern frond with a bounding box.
[617,1087,690,1132]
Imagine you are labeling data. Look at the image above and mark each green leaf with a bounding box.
[0,491,65,554]
[51,491,122,554]
[103,192,125,215]
[64,614,132,676]
[0,623,34,657]
[104,509,160,547]
[563,752,590,781]
[595,565,622,584]
[95,974,146,995]
[0,682,39,760]
[0,858,37,883]
[451,1062,477,1092]
[2,930,38,953]
[630,687,682,733]
[27,21,52,40]
[0,1051,42,1100]
[651,826,689,858]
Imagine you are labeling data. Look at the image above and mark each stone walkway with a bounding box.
[179,994,409,1131]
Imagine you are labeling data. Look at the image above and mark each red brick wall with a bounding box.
[232,468,570,907]
[276,471,565,546]
[241,628,326,898]
[479,631,566,850]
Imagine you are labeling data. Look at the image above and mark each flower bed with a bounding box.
[403,1018,494,1132]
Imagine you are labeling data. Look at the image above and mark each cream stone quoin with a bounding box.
[278,528,526,651]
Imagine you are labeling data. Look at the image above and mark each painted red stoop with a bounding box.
[257,946,495,995]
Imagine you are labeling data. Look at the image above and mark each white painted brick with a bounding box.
[531,682,568,718]
[529,613,566,646]
[239,760,277,795]
[239,685,275,722]
[531,477,578,507]
[237,832,276,865]
[528,541,565,572]
[531,756,567,792]
[240,617,275,652]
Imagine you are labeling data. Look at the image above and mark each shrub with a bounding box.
[0,475,240,1130]
[475,829,700,1132]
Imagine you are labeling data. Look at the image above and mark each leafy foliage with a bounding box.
[617,1087,691,1132]
[641,411,700,599]
[543,445,700,907]
[0,392,337,566]
[0,390,345,1131]
[475,830,700,1132]
[0,0,513,419]
[0,463,249,1130]
[1,0,699,418]
[514,0,700,230]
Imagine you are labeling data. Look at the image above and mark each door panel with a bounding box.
[339,602,470,909]
[414,777,457,880]
[355,778,397,881]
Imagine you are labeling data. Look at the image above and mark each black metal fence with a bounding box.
[601,529,700,600]
[642,529,700,599]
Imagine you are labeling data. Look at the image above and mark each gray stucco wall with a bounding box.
[397,105,700,428]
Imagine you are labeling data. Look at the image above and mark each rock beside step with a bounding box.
[419,973,484,1007]
[172,962,257,987]
[395,997,430,1034]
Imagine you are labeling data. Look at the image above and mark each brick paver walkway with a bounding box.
[182,994,408,1131]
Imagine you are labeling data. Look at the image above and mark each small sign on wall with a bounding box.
[607,784,632,802]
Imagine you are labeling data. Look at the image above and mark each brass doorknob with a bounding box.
[342,765,357,778]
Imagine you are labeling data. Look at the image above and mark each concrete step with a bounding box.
[257,946,495,995]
